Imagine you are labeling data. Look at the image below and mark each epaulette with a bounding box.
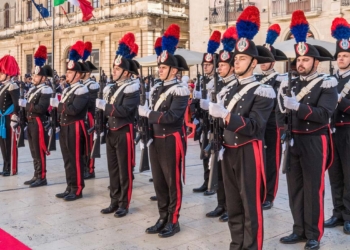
[88,82,100,90]
[124,82,140,94]
[41,87,53,94]
[9,82,19,91]
[75,86,89,95]
[150,82,162,97]
[254,84,276,99]
[171,85,190,96]
[27,86,35,96]
[206,78,214,91]
[103,85,112,94]
[276,73,288,82]
[320,76,338,88]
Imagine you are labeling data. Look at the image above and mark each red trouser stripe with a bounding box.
[128,124,135,167]
[173,133,181,224]
[253,140,263,250]
[126,132,133,208]
[75,122,82,195]
[36,117,50,179]
[87,112,95,173]
[11,127,17,175]
[273,127,281,200]
[318,135,327,241]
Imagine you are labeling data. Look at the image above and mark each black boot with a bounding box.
[262,201,273,210]
[84,171,95,179]
[203,190,215,196]
[206,206,225,218]
[64,193,83,201]
[304,240,320,250]
[280,233,307,244]
[219,212,228,222]
[114,208,128,218]
[150,196,157,201]
[30,178,47,188]
[55,190,70,198]
[1,170,10,176]
[101,204,118,214]
[24,176,37,185]
[324,216,344,228]
[145,218,167,234]
[344,221,350,235]
[158,222,180,238]
[193,183,207,193]
[149,178,153,182]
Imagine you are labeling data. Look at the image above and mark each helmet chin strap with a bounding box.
[266,62,274,71]
[165,66,172,82]
[115,70,125,82]
[237,58,254,77]
[304,58,316,76]
[67,71,78,84]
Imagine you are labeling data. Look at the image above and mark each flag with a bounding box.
[54,0,94,22]
[32,0,50,18]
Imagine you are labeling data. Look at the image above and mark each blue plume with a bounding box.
[116,43,131,57]
[222,38,236,52]
[291,23,309,43]
[162,36,178,55]
[69,50,81,62]
[236,20,259,40]
[82,50,90,61]
[35,58,46,67]
[155,47,162,56]
[207,40,220,54]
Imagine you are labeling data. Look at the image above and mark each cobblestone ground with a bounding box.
[0,139,348,250]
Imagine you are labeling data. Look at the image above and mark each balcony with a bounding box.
[272,0,322,20]
[342,0,350,6]
[209,2,255,26]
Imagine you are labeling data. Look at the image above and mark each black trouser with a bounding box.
[217,161,226,210]
[329,127,350,221]
[27,118,49,179]
[199,141,210,186]
[59,120,86,195]
[264,124,282,202]
[84,112,95,174]
[150,133,185,224]
[0,115,18,175]
[106,125,134,209]
[222,141,264,250]
[287,134,329,241]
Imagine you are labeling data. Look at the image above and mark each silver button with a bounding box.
[307,122,309,125]
[238,113,240,115]
[306,129,309,131]
[242,99,244,101]
[239,106,242,108]
[307,103,309,105]
[235,136,238,139]
[342,115,345,117]
[234,143,237,145]
[163,128,165,130]
[308,96,310,99]
[341,121,343,123]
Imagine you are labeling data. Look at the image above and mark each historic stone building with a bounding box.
[190,0,350,73]
[0,0,189,77]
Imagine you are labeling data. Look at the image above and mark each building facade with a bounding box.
[190,0,350,73]
[0,0,189,77]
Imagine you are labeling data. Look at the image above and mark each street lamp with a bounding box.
[211,0,228,29]
[237,0,244,12]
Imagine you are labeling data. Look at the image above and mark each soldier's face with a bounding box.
[218,62,233,77]
[234,54,257,76]
[337,52,350,70]
[158,65,177,81]
[66,70,81,84]
[33,75,46,85]
[203,63,214,75]
[0,73,7,82]
[112,66,127,81]
[296,56,319,76]
[260,62,275,71]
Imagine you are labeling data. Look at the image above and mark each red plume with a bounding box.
[132,44,139,56]
[84,42,92,53]
[164,24,180,39]
[119,33,135,48]
[71,41,85,57]
[34,46,48,59]
[0,55,20,77]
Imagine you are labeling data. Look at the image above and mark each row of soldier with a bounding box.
[0,6,349,250]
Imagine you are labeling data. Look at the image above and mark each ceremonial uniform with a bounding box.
[0,78,20,176]
[255,69,287,205]
[83,77,99,178]
[103,78,140,211]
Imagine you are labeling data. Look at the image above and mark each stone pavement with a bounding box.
[0,138,349,250]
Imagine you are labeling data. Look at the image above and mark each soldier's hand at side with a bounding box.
[283,91,300,111]
[209,100,229,119]
[96,99,106,111]
[18,99,27,107]
[138,100,151,118]
[200,99,209,110]
[50,97,59,107]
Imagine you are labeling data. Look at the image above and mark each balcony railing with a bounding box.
[209,2,255,25]
[272,0,322,18]
[341,0,350,6]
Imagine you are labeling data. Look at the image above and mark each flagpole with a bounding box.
[52,0,55,71]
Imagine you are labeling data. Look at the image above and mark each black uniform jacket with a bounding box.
[103,79,140,131]
[276,72,338,135]
[220,75,275,147]
[25,84,52,120]
[148,79,190,137]
[0,79,20,118]
[333,70,350,128]
[83,78,100,116]
[58,82,89,125]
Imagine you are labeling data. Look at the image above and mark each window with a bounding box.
[26,54,33,74]
[47,53,52,68]
[4,3,10,29]
[47,0,51,17]
[92,0,100,8]
[119,0,130,2]
[68,2,74,13]
[27,1,32,21]
[90,49,99,73]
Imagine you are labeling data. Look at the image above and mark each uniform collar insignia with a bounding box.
[262,68,276,76]
[337,70,350,79]
[238,75,257,85]
[299,71,319,81]
[163,78,178,86]
[222,74,236,84]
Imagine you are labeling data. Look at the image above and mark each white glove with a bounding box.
[146,92,150,100]
[50,97,59,107]
[18,99,27,107]
[200,99,209,110]
[96,99,106,111]
[48,127,60,136]
[138,100,151,118]
[338,94,342,103]
[283,92,300,111]
[194,90,202,99]
[209,96,229,119]
[93,132,104,141]
[10,121,17,131]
